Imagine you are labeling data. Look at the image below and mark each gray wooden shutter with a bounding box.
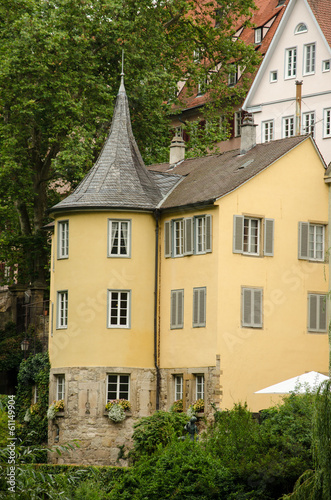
[170,291,177,328]
[242,288,252,326]
[264,218,274,256]
[184,218,193,255]
[171,290,184,329]
[193,288,199,327]
[319,295,327,331]
[308,294,317,331]
[253,289,263,327]
[199,288,206,326]
[164,221,171,258]
[233,215,244,253]
[298,222,309,260]
[177,290,184,328]
[205,215,212,253]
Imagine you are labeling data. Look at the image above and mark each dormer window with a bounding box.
[295,23,308,34]
[255,28,262,44]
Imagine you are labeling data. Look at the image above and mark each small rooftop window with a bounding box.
[295,23,308,34]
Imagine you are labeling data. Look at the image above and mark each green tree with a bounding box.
[0,0,259,287]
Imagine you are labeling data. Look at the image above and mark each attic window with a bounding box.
[295,23,308,34]
[254,28,262,44]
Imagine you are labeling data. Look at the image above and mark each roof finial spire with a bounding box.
[118,49,125,94]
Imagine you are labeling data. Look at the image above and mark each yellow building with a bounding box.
[48,81,329,465]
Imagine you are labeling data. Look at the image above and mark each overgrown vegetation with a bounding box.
[15,352,50,447]
[1,388,330,499]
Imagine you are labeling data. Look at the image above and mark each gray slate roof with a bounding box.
[51,79,164,213]
[148,136,317,209]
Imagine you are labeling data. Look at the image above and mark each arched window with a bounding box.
[295,23,308,34]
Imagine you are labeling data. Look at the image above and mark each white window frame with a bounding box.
[242,287,263,328]
[254,27,262,44]
[193,287,206,328]
[282,116,295,138]
[324,108,331,138]
[233,216,274,257]
[195,375,205,400]
[228,65,238,87]
[308,294,327,333]
[322,60,330,72]
[285,47,297,79]
[173,219,184,257]
[108,219,131,258]
[174,375,183,401]
[57,291,68,329]
[295,23,308,34]
[303,43,316,75]
[243,217,260,255]
[234,111,242,137]
[302,111,315,137]
[56,375,65,401]
[194,215,212,254]
[262,120,274,143]
[107,374,130,401]
[270,70,278,83]
[57,220,69,259]
[298,222,325,262]
[170,289,184,329]
[107,290,131,328]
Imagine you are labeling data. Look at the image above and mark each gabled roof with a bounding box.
[175,0,289,113]
[308,0,331,46]
[243,0,331,110]
[148,136,321,209]
[51,79,163,213]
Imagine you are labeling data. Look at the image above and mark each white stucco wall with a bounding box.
[244,0,331,164]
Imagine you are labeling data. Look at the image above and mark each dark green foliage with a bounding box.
[283,380,331,500]
[0,322,24,372]
[130,410,188,461]
[108,439,240,500]
[15,352,50,447]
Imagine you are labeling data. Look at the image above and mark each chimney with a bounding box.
[170,135,185,166]
[295,80,303,136]
[240,113,257,155]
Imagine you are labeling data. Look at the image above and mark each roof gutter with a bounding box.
[153,209,161,410]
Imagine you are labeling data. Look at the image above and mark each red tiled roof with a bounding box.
[176,0,290,112]
[308,0,331,46]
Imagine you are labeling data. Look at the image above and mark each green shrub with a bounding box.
[130,410,188,462]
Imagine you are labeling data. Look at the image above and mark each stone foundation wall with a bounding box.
[48,366,156,466]
[48,358,222,466]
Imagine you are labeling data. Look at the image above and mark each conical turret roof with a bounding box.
[51,78,163,212]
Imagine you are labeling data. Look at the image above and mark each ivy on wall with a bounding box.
[16,352,50,446]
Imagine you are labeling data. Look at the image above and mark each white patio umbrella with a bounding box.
[255,371,329,394]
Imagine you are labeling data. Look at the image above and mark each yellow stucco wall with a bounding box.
[49,211,156,369]
[159,206,219,369]
[159,138,329,412]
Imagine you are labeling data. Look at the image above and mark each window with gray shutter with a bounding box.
[205,215,212,252]
[298,222,309,259]
[264,219,274,256]
[184,218,193,255]
[170,290,184,329]
[193,287,206,327]
[164,221,171,258]
[308,293,327,332]
[242,287,263,328]
[233,215,244,253]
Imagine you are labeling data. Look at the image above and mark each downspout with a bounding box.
[154,209,161,410]
[295,81,303,136]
